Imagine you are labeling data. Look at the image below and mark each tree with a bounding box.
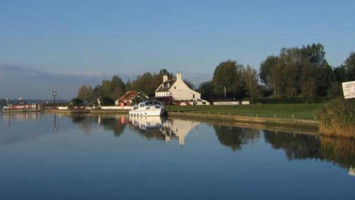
[243,66,260,98]
[77,85,93,102]
[259,56,279,87]
[71,98,83,106]
[198,81,213,100]
[130,73,160,97]
[211,60,245,99]
[345,52,355,81]
[259,43,334,98]
[0,99,7,106]
[101,97,115,106]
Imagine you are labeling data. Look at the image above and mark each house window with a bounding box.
[174,86,176,89]
[193,94,195,98]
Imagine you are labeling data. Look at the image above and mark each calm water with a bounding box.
[0,113,354,200]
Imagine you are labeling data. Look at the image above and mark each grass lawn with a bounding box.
[166,103,324,120]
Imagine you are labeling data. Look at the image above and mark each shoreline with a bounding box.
[41,109,319,134]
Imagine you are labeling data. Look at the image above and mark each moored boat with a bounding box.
[2,104,42,113]
[129,101,167,116]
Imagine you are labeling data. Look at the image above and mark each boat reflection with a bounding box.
[2,112,40,124]
[128,116,199,146]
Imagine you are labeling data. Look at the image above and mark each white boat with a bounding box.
[129,101,167,116]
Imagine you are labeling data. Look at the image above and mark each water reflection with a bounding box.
[264,130,321,160]
[264,130,355,172]
[213,125,260,151]
[3,113,354,174]
[2,112,40,126]
[128,116,199,146]
[70,115,127,137]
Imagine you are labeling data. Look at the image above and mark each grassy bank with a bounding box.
[167,104,323,120]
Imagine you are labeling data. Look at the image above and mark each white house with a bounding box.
[155,72,201,101]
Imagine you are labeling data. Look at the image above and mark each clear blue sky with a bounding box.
[0,0,355,76]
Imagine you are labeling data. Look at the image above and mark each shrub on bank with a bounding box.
[319,98,355,138]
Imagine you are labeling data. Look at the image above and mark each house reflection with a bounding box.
[349,167,355,176]
[128,116,199,146]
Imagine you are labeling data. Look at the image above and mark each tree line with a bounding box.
[76,69,174,105]
[198,43,355,100]
[76,43,355,104]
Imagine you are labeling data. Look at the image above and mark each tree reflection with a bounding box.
[264,131,322,160]
[71,115,126,137]
[320,137,355,169]
[100,117,126,137]
[264,130,355,170]
[71,115,96,134]
[213,125,260,151]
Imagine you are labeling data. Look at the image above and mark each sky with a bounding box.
[0,0,355,99]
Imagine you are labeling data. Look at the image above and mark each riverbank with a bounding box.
[168,112,318,130]
[167,104,323,120]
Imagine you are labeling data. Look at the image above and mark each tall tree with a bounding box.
[198,81,213,100]
[77,85,93,102]
[345,52,355,81]
[259,56,279,87]
[243,66,260,98]
[211,60,245,99]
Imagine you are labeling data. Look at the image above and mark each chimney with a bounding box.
[176,71,182,80]
[163,75,168,83]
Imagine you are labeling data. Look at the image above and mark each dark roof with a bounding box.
[119,91,138,101]
[156,80,176,92]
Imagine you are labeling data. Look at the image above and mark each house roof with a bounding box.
[156,80,176,92]
[119,91,138,101]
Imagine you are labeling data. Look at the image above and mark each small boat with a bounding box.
[129,101,167,116]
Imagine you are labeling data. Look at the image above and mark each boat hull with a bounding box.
[129,108,166,116]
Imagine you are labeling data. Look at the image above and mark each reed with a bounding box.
[319,98,355,138]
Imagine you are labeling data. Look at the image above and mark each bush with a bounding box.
[101,97,115,106]
[319,98,355,138]
[71,98,83,106]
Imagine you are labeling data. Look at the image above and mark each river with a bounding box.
[0,113,354,200]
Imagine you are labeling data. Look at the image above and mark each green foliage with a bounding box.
[211,60,245,99]
[345,52,355,80]
[0,99,7,106]
[259,43,336,98]
[77,85,93,102]
[101,97,115,106]
[198,81,213,100]
[319,98,355,138]
[243,66,261,98]
[260,55,278,87]
[129,69,173,97]
[76,75,126,104]
[71,98,83,106]
[131,92,149,105]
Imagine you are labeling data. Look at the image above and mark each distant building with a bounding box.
[116,91,147,106]
[155,72,201,103]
